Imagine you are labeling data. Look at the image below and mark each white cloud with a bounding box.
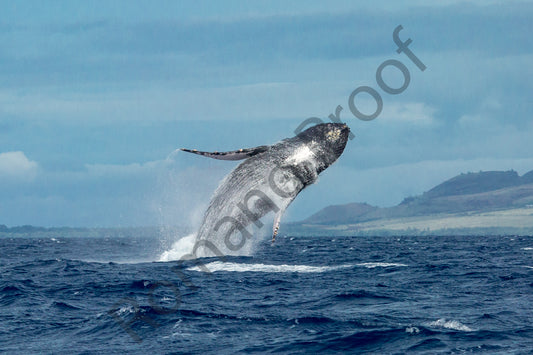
[0,151,38,181]
[379,102,437,125]
[458,113,484,127]
[0,79,348,123]
[84,159,168,177]
[350,99,437,126]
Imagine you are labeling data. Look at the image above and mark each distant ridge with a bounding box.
[299,169,533,228]
[423,170,521,199]
[304,203,378,224]
[522,170,533,184]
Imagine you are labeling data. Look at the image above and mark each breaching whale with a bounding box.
[181,123,350,257]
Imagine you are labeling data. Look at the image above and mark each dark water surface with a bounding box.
[1,234,532,354]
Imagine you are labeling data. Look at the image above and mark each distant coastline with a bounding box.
[286,169,533,236]
[3,169,533,237]
[0,225,190,238]
[284,208,533,236]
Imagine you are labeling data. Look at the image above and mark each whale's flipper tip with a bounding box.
[271,229,278,244]
[180,146,269,161]
[271,210,283,245]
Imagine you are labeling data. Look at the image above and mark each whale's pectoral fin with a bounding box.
[180,145,269,161]
[271,209,284,244]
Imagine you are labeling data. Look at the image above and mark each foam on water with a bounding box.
[159,234,196,261]
[521,247,533,250]
[187,261,353,273]
[158,230,268,261]
[356,262,408,268]
[427,318,473,332]
[405,326,420,334]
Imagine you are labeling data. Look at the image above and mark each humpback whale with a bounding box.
[181,123,350,257]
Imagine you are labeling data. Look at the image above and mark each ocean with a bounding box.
[1,233,532,354]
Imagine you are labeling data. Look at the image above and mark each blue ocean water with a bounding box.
[1,233,532,354]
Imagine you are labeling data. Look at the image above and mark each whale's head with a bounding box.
[296,123,350,170]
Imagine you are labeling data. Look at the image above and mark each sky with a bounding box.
[1,0,532,227]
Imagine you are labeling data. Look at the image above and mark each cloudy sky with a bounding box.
[1,0,532,227]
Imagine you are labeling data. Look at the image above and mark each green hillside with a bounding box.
[301,169,533,227]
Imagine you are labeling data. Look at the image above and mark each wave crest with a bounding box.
[186,261,353,273]
[427,318,473,332]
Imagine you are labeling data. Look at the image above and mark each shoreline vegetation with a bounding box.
[3,169,533,238]
[284,207,533,236]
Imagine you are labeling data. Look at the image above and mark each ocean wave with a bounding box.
[335,290,394,300]
[185,261,408,273]
[356,262,408,268]
[278,328,409,352]
[186,261,353,273]
[51,301,81,311]
[405,326,420,334]
[427,318,473,332]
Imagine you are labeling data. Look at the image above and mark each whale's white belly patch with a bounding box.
[285,144,316,166]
